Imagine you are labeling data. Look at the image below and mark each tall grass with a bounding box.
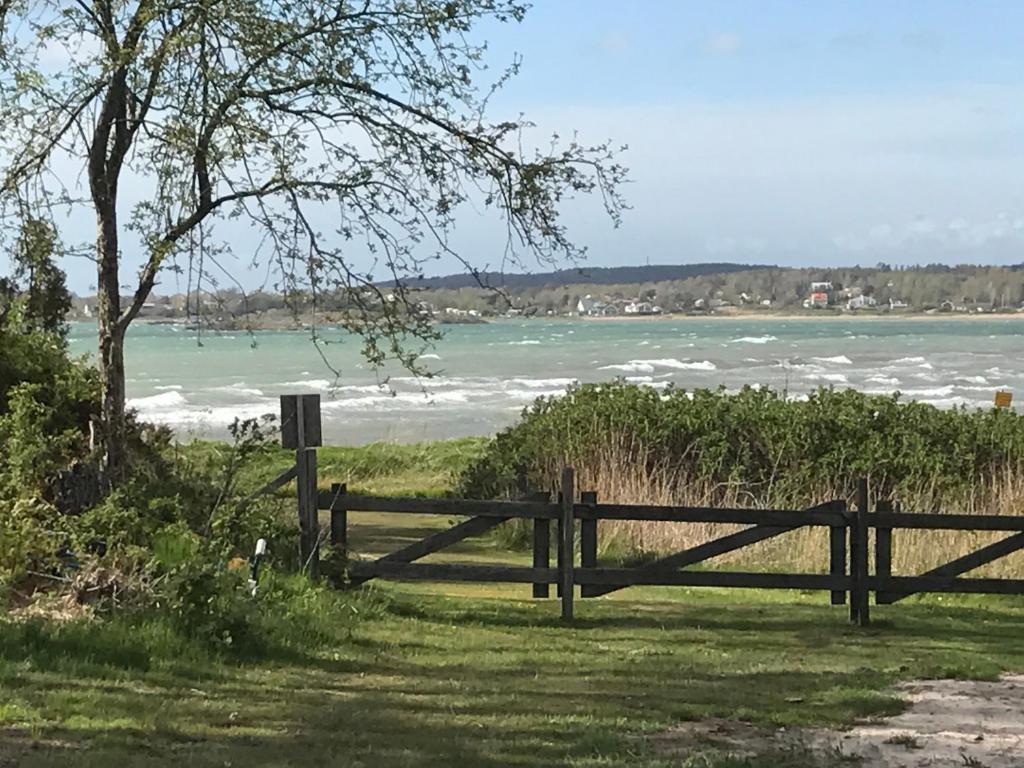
[462,384,1024,576]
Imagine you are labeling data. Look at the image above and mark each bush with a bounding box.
[460,383,1024,509]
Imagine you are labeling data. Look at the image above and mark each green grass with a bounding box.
[2,584,1023,767]
[181,437,488,498]
[3,439,1024,767]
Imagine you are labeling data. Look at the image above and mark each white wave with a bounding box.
[732,335,778,344]
[635,358,717,371]
[625,376,654,384]
[806,373,849,384]
[892,356,926,364]
[957,376,989,385]
[154,384,183,391]
[212,384,265,397]
[899,385,956,398]
[281,378,334,390]
[599,362,655,374]
[811,355,853,365]
[508,339,542,345]
[638,340,651,346]
[507,377,576,389]
[128,391,187,409]
[418,353,442,360]
[866,375,900,386]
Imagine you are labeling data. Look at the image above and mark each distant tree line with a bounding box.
[71,263,1024,321]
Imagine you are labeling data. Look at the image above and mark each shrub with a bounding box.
[460,383,1024,510]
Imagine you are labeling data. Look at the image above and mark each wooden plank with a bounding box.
[329,483,347,550]
[829,507,847,605]
[578,503,846,527]
[883,531,1024,603]
[851,478,869,626]
[586,500,842,599]
[871,574,1024,596]
[318,492,558,519]
[296,447,319,579]
[242,464,297,505]
[560,468,575,621]
[349,562,558,584]
[874,500,893,604]
[867,512,1024,532]
[575,569,846,591]
[533,517,550,598]
[580,490,598,598]
[349,514,508,587]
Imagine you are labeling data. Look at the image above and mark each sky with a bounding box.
[8,1,1024,293]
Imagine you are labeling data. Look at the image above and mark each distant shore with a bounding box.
[69,308,1024,331]
[578,309,1024,323]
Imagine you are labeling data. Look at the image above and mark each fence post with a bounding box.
[560,467,575,621]
[532,492,551,599]
[281,394,322,580]
[297,446,320,579]
[875,498,892,605]
[829,500,847,605]
[330,482,348,553]
[850,478,870,626]
[580,490,598,598]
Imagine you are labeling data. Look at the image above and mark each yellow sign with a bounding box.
[995,390,1013,408]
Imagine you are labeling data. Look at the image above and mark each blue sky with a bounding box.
[12,1,1024,293]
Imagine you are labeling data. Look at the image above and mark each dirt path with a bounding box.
[654,675,1024,767]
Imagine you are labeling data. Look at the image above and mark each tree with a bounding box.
[0,216,71,334]
[0,1,626,479]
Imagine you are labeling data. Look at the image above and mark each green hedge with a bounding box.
[459,383,1024,507]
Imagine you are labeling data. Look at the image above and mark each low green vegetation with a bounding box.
[461,382,1024,506]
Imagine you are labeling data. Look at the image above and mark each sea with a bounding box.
[67,318,1024,445]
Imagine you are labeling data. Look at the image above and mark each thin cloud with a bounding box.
[705,33,741,56]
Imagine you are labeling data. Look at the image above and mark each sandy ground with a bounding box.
[653,675,1024,767]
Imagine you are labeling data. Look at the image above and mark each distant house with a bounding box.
[889,298,909,310]
[810,281,833,294]
[624,301,661,315]
[576,296,596,315]
[808,292,829,309]
[846,294,877,310]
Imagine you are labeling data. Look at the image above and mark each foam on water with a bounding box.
[811,355,853,365]
[732,335,778,344]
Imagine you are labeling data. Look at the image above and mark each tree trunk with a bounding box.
[96,211,127,480]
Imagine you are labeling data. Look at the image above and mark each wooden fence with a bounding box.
[278,394,1024,625]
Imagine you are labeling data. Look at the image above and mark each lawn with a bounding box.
[2,439,1024,767]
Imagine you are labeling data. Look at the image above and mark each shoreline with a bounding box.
[68,310,1024,330]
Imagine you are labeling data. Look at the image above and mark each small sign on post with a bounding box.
[995,390,1013,409]
[280,394,323,448]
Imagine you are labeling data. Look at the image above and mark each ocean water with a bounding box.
[67,318,1024,444]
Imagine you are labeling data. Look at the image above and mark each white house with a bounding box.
[846,294,878,310]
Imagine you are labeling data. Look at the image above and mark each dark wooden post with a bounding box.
[281,394,323,580]
[330,482,348,553]
[875,498,892,605]
[560,467,575,621]
[297,446,320,578]
[829,500,847,605]
[850,478,870,626]
[532,495,551,599]
[580,490,598,598]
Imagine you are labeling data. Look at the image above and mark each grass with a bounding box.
[3,439,1024,767]
[183,436,488,498]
